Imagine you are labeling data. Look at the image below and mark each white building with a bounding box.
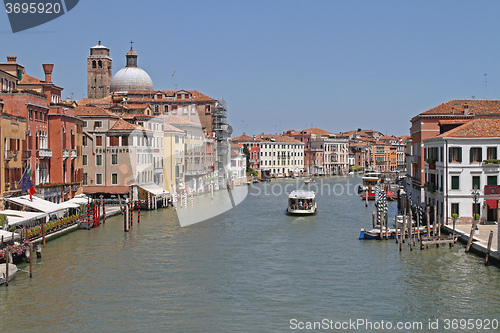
[423,119,500,224]
[258,134,304,177]
[230,144,246,184]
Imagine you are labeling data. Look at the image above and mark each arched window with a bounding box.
[92,60,96,68]
[98,60,102,68]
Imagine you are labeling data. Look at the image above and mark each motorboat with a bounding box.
[304,178,315,185]
[287,190,317,215]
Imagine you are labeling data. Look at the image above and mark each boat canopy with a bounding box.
[289,190,315,199]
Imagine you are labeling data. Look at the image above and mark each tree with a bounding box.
[243,144,251,173]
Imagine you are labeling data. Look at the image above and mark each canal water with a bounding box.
[1,177,499,332]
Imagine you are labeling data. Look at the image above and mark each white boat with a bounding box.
[304,178,315,185]
[393,215,416,229]
[0,263,18,285]
[287,190,317,215]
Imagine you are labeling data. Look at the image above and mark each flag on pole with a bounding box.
[20,168,36,201]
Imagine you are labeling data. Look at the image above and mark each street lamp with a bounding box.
[472,184,480,224]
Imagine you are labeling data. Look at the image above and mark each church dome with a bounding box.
[111,67,153,92]
[110,46,153,93]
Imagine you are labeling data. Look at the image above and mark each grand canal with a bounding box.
[1,176,499,332]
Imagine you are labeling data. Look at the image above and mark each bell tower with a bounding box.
[87,41,112,99]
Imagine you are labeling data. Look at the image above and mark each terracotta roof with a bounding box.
[19,74,42,84]
[74,105,118,117]
[162,114,201,126]
[259,134,303,144]
[436,118,500,138]
[232,134,256,142]
[77,95,113,106]
[109,118,149,132]
[420,100,500,117]
[438,119,470,125]
[163,123,185,133]
[301,128,333,135]
[379,135,396,140]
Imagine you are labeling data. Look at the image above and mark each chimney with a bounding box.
[7,56,17,63]
[42,64,54,83]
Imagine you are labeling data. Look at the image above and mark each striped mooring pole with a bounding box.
[138,199,141,223]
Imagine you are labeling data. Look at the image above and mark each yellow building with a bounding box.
[163,123,186,193]
[0,107,27,207]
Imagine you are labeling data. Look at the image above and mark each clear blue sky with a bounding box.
[2,0,500,137]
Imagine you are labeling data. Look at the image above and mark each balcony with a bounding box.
[37,148,52,159]
[71,149,77,159]
[4,150,18,162]
[63,149,69,159]
[484,185,500,195]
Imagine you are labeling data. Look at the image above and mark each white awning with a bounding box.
[68,195,92,205]
[5,195,66,214]
[138,184,169,196]
[0,210,47,226]
[56,201,81,209]
[0,230,20,242]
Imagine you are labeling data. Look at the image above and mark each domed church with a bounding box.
[87,42,154,98]
[110,45,154,93]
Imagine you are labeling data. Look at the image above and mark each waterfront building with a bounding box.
[0,57,83,203]
[423,118,500,224]
[230,143,246,185]
[232,134,260,172]
[407,100,500,205]
[84,42,232,187]
[163,114,209,193]
[284,128,348,175]
[255,134,304,178]
[163,123,186,193]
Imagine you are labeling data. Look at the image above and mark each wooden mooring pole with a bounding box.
[465,220,478,253]
[5,246,9,286]
[485,230,494,266]
[29,242,33,278]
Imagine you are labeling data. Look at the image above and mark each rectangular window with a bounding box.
[83,121,88,128]
[82,155,88,166]
[487,175,498,186]
[472,176,480,189]
[470,147,482,163]
[96,154,102,166]
[96,136,103,146]
[451,175,460,190]
[110,136,119,146]
[111,154,118,165]
[451,203,459,217]
[96,173,102,185]
[94,121,102,128]
[122,136,128,146]
[449,147,462,162]
[111,173,118,185]
[487,147,497,160]
[83,173,88,185]
[82,136,88,147]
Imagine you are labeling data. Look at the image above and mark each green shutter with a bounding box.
[449,148,452,163]
[458,147,462,162]
[470,148,474,163]
[479,148,482,162]
[452,176,460,190]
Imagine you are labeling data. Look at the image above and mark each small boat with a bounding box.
[0,263,18,285]
[287,190,317,215]
[359,225,433,239]
[304,178,315,185]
